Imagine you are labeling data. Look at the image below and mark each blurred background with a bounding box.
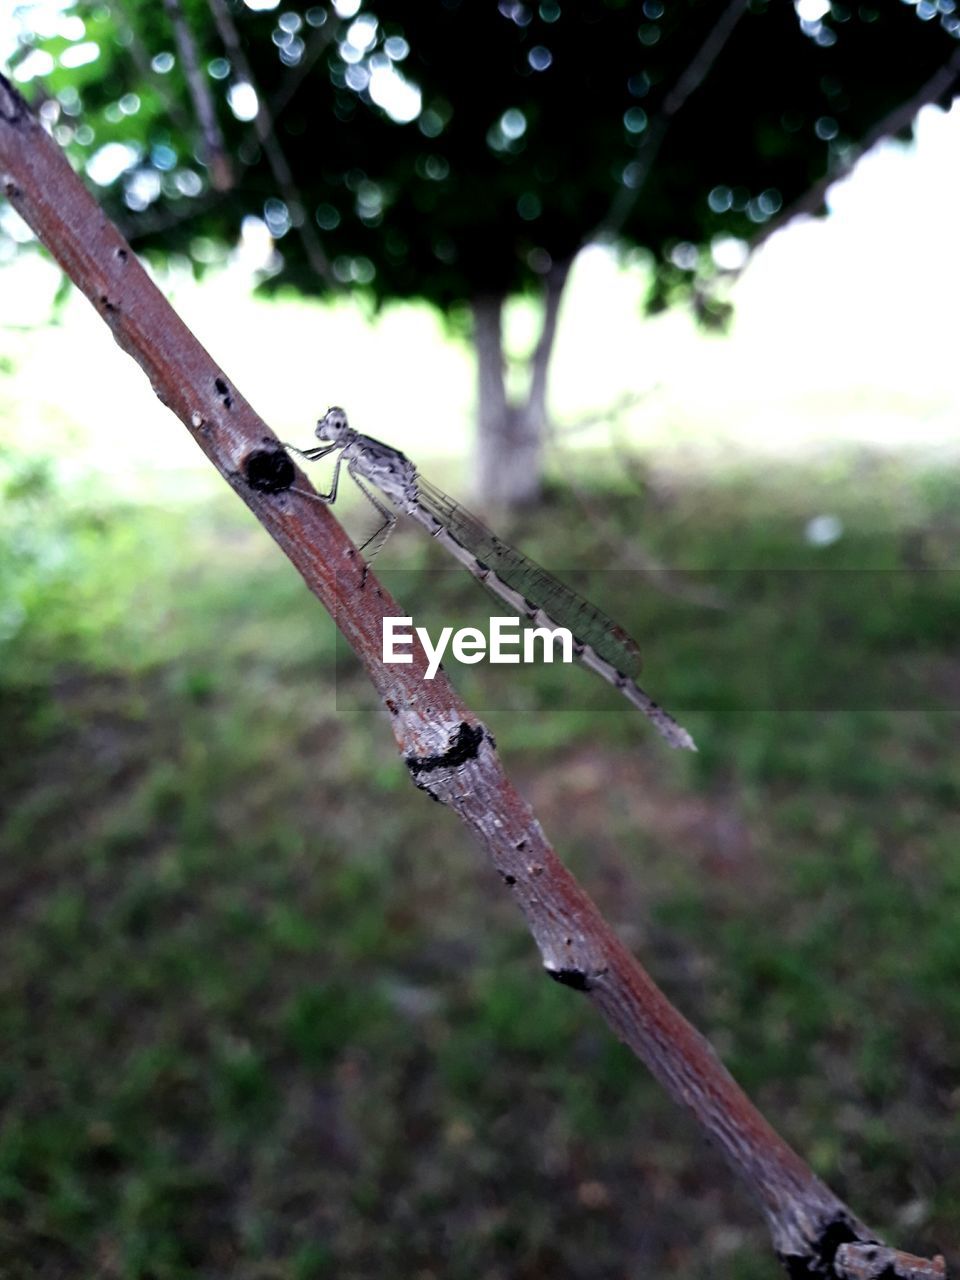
[2,2,960,1277]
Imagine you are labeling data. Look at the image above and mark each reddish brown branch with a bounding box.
[0,73,947,1279]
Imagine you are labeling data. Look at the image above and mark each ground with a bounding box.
[1,440,959,1279]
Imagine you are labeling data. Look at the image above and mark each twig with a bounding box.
[0,73,948,1279]
[550,389,659,441]
[547,392,729,611]
[162,0,233,191]
[268,20,339,122]
[835,1244,948,1280]
[206,0,335,287]
[112,13,341,250]
[115,186,222,242]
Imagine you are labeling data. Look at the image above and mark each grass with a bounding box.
[2,426,960,1279]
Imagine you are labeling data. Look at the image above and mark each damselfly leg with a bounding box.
[349,465,398,560]
[285,441,398,563]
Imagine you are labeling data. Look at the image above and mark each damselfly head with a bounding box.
[316,406,350,442]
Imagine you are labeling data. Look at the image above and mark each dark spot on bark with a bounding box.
[502,873,516,886]
[244,448,295,494]
[545,967,592,991]
[516,840,528,852]
[777,1218,870,1279]
[115,247,128,261]
[385,699,398,716]
[406,721,485,780]
[99,295,117,315]
[214,376,233,408]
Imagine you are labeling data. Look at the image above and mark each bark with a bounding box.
[472,291,516,507]
[472,260,571,511]
[0,73,949,1279]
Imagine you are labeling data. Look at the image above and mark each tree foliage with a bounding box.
[5,0,960,505]
[8,0,959,308]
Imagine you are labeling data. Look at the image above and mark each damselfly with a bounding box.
[286,408,695,751]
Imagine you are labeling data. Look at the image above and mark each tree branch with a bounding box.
[0,72,948,1279]
[162,0,233,192]
[110,12,341,253]
[835,1243,947,1280]
[597,0,750,240]
[206,0,336,288]
[110,0,196,138]
[525,257,572,419]
[736,43,960,272]
[268,18,340,123]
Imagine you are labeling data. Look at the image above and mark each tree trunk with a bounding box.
[471,260,572,511]
[473,290,537,510]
